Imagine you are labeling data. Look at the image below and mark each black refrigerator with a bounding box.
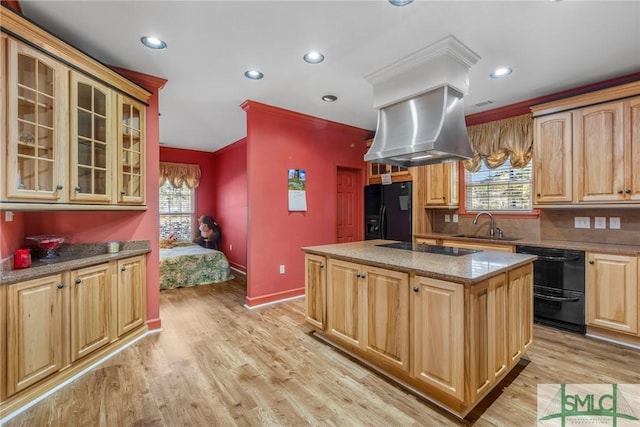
[364,182,412,242]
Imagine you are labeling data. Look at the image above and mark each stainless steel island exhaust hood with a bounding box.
[364,35,480,167]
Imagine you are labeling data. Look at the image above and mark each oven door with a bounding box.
[534,285,585,333]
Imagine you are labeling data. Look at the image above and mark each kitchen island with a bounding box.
[302,240,536,418]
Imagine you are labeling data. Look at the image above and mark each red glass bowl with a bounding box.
[26,235,65,261]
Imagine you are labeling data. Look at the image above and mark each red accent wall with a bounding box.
[242,101,371,307]
[159,146,217,239]
[212,139,248,272]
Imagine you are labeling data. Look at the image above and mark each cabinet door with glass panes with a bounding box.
[69,71,114,203]
[117,94,146,204]
[4,39,68,202]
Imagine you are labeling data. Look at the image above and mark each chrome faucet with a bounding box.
[473,211,497,238]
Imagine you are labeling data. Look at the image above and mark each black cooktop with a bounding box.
[376,241,481,257]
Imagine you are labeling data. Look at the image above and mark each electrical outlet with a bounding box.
[4,211,13,222]
[610,217,621,229]
[444,214,451,223]
[279,265,285,274]
[594,217,606,229]
[574,217,590,229]
[452,214,459,223]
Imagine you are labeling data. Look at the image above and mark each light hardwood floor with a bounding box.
[4,275,640,426]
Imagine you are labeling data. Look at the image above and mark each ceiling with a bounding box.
[17,1,640,153]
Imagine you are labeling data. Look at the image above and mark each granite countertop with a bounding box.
[1,241,150,285]
[302,239,537,285]
[415,233,640,255]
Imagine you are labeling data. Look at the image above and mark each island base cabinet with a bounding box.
[306,251,535,419]
[325,259,410,372]
[412,276,464,401]
[507,264,533,365]
[304,254,326,330]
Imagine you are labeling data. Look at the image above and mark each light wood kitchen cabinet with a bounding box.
[5,274,66,397]
[574,100,625,203]
[587,252,638,335]
[117,95,146,204]
[533,112,573,203]
[70,264,112,362]
[465,273,508,402]
[507,263,533,364]
[326,258,410,372]
[0,7,151,211]
[305,246,535,418]
[116,255,146,336]
[628,97,640,201]
[412,275,464,401]
[366,138,411,184]
[441,240,515,253]
[69,71,114,203]
[1,255,147,414]
[3,39,68,203]
[415,238,438,245]
[424,162,459,207]
[531,82,640,206]
[305,254,326,329]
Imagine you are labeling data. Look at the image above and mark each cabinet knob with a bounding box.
[75,278,81,284]
[56,184,63,190]
[413,286,419,292]
[537,193,541,197]
[618,190,624,194]
[360,274,366,279]
[625,189,631,194]
[121,190,126,195]
[74,186,81,192]
[319,263,325,268]
[355,273,361,278]
[121,267,126,272]
[57,283,64,289]
[589,260,594,264]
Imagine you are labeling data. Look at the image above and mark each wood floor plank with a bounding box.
[3,275,640,426]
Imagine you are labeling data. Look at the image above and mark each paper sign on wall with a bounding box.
[288,169,307,211]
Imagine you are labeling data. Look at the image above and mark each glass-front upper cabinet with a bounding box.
[5,39,68,201]
[117,95,146,204]
[70,72,114,203]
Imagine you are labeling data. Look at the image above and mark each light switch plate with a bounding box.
[444,214,451,223]
[594,217,606,229]
[574,217,590,229]
[452,214,459,223]
[610,217,621,229]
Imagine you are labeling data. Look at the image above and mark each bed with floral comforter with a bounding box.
[159,243,233,290]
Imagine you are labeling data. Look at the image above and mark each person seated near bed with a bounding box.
[194,215,221,250]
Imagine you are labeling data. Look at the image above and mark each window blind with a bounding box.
[465,160,532,212]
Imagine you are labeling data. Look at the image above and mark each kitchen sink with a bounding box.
[452,234,522,241]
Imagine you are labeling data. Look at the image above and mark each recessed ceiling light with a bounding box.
[244,70,264,80]
[140,36,167,50]
[303,51,325,64]
[490,67,513,78]
[322,95,338,102]
[388,0,414,5]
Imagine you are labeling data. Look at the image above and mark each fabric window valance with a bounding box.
[463,113,533,172]
[159,162,201,189]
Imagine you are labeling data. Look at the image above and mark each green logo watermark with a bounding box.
[538,384,640,426]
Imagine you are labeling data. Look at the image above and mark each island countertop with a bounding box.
[302,239,537,285]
